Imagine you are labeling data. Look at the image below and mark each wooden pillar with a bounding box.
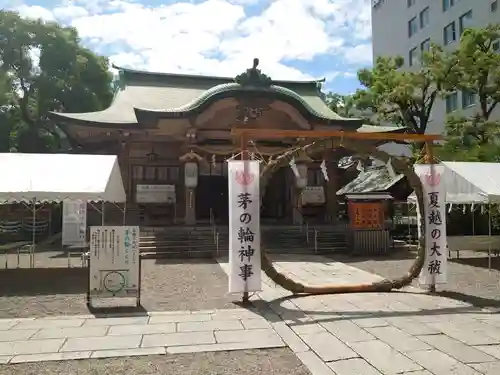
[184,187,196,225]
[325,151,340,222]
[292,187,303,225]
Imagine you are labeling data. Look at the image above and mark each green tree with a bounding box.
[0,11,114,152]
[355,46,457,134]
[325,92,376,123]
[438,25,500,162]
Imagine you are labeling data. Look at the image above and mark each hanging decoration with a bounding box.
[471,203,475,212]
[463,204,467,214]
[385,157,397,180]
[211,154,216,169]
[320,160,329,181]
[356,160,365,177]
[481,204,486,214]
[289,157,299,178]
[448,203,453,213]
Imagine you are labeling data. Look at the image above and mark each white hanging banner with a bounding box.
[62,201,87,246]
[415,164,447,285]
[227,160,262,293]
[89,226,140,299]
[320,160,329,181]
[289,157,299,177]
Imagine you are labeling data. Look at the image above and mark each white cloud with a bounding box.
[13,0,372,83]
[16,5,55,21]
[52,6,89,20]
[343,43,373,64]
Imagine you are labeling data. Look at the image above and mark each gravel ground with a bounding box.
[329,248,500,307]
[0,349,310,375]
[0,252,236,319]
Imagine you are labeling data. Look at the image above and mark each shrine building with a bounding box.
[49,60,406,227]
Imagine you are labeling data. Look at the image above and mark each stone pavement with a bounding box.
[1,256,500,375]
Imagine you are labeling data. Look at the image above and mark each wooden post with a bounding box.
[240,134,250,304]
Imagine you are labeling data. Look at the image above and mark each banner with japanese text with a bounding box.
[62,201,87,246]
[415,164,447,285]
[227,160,261,293]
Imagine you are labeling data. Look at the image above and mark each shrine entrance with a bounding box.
[195,175,228,222]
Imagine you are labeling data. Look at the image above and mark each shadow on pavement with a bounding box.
[450,255,500,271]
[0,267,88,296]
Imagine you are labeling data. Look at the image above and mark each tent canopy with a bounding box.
[0,153,126,203]
[408,161,500,204]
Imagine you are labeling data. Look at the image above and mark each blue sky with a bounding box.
[6,0,373,94]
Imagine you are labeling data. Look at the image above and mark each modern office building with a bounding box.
[371,0,500,134]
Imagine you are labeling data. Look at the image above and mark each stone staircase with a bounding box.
[314,226,349,253]
[139,226,220,259]
[262,226,314,253]
[138,224,349,259]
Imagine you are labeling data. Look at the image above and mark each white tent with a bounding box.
[0,153,127,268]
[0,153,126,203]
[408,161,500,204]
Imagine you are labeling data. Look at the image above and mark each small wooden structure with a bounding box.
[346,193,393,255]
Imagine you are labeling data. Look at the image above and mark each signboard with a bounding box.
[349,202,383,229]
[302,186,325,205]
[62,201,87,246]
[415,164,447,285]
[136,184,176,203]
[89,226,140,299]
[227,160,261,293]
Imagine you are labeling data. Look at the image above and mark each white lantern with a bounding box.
[296,163,308,189]
[184,162,198,188]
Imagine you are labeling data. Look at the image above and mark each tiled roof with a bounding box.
[48,67,352,125]
[336,166,405,195]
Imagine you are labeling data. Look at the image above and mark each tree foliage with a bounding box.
[438,24,500,162]
[0,11,114,153]
[354,47,457,134]
[325,92,376,124]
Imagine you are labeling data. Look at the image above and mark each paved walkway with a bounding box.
[0,256,500,375]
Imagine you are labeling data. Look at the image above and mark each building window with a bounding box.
[407,0,415,7]
[492,1,498,12]
[132,165,180,183]
[462,90,476,108]
[408,17,418,37]
[493,40,500,51]
[445,92,458,113]
[420,38,431,54]
[444,22,456,45]
[459,10,473,36]
[419,7,429,29]
[157,167,169,181]
[409,47,418,66]
[144,167,156,180]
[307,169,323,186]
[443,0,455,11]
[132,166,143,180]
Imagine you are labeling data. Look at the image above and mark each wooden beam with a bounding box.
[231,128,442,141]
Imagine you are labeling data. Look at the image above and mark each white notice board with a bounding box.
[89,226,140,299]
[136,184,176,203]
[62,201,87,246]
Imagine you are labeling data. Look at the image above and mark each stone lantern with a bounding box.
[292,149,312,224]
[179,151,204,225]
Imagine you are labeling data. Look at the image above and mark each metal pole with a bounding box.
[488,203,492,270]
[472,204,475,235]
[101,201,105,226]
[31,199,36,268]
[123,201,127,225]
[314,229,318,254]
